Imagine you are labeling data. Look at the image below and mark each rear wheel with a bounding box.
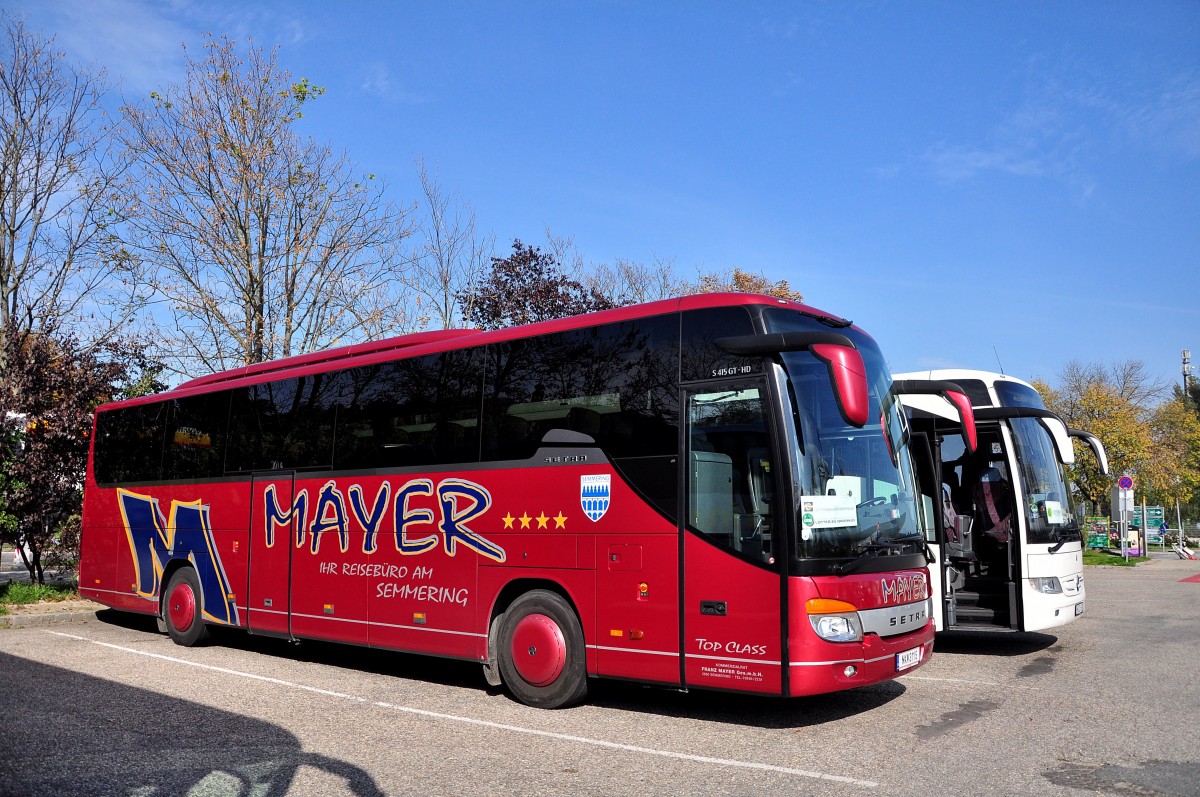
[162,567,210,646]
[497,590,587,709]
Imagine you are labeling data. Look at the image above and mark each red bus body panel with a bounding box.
[80,462,685,681]
[79,293,931,701]
[81,468,933,696]
[788,570,935,696]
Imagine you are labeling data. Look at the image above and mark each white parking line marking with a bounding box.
[47,631,879,789]
[900,675,1001,686]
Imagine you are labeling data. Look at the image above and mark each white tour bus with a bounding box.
[895,370,1108,632]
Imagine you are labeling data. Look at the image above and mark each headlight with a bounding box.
[806,598,863,642]
[1028,576,1062,594]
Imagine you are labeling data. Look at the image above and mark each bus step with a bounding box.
[953,604,999,623]
[951,589,1010,627]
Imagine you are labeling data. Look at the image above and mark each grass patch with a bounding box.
[0,581,79,605]
[1083,549,1144,567]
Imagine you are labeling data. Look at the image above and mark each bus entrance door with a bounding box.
[680,382,783,695]
[247,475,294,637]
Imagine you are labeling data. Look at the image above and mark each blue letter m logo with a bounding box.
[117,489,239,625]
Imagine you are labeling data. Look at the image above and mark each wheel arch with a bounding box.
[483,577,589,688]
[158,557,197,617]
[488,577,584,631]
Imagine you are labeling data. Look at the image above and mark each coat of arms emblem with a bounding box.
[580,474,611,522]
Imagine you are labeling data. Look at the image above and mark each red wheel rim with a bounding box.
[168,581,196,632]
[510,613,566,687]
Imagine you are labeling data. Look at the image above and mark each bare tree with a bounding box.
[544,227,587,276]
[1056,359,1166,416]
[403,158,493,329]
[116,36,412,375]
[589,256,687,304]
[690,267,804,302]
[1107,359,1168,409]
[544,229,687,306]
[0,13,139,361]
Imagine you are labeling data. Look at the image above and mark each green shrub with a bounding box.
[0,581,77,604]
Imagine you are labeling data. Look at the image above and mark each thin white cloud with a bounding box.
[212,6,314,49]
[881,52,1200,194]
[13,0,331,97]
[359,61,426,104]
[1119,71,1200,159]
[14,0,192,95]
[919,144,1046,183]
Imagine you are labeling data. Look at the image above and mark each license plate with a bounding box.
[1075,602,1085,616]
[895,647,923,671]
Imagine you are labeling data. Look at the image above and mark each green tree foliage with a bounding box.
[1144,398,1200,507]
[0,324,162,582]
[462,239,616,330]
[1175,379,1200,421]
[1036,376,1147,507]
[1036,359,1200,514]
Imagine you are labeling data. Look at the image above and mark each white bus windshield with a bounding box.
[1008,417,1080,545]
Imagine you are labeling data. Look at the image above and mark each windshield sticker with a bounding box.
[1043,500,1064,524]
[800,495,858,535]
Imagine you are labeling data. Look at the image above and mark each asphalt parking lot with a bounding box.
[1,554,1198,796]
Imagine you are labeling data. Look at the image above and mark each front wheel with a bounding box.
[497,590,588,709]
[162,567,210,647]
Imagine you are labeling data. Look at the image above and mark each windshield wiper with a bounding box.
[892,533,935,564]
[1046,527,1081,554]
[834,543,907,575]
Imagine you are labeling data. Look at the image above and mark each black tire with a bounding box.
[497,590,588,709]
[162,567,210,647]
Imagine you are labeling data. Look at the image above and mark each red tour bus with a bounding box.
[80,293,972,708]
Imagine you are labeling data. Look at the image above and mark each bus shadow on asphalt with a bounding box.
[0,650,384,797]
[95,607,159,633]
[931,630,1058,657]
[587,678,908,729]
[94,608,486,689]
[92,609,906,727]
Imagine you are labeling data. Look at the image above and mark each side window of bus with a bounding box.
[94,403,169,484]
[686,384,773,563]
[680,306,758,382]
[334,350,484,470]
[484,318,678,462]
[162,392,230,480]
[227,375,337,472]
[483,317,679,517]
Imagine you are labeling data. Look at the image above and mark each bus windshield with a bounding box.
[763,311,924,567]
[1009,416,1080,545]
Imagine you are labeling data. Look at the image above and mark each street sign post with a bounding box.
[1112,478,1134,560]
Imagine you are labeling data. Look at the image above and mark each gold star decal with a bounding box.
[519,513,532,529]
[502,513,515,529]
[553,512,568,529]
[536,512,549,529]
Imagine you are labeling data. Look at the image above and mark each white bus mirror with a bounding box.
[1068,429,1109,475]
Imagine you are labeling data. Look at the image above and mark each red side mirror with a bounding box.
[811,343,869,428]
[943,390,978,454]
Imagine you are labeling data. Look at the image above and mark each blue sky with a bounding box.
[15,0,1200,395]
